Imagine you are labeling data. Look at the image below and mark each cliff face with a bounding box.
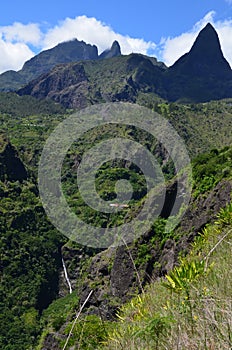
[17,55,135,108]
[39,175,231,350]
[18,63,90,109]
[57,178,232,318]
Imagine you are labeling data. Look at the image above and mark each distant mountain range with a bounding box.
[0,39,121,91]
[1,23,232,104]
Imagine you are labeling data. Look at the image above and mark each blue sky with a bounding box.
[0,0,232,73]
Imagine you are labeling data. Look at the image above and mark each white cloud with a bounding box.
[0,22,42,45]
[0,40,35,73]
[0,22,42,74]
[0,16,156,74]
[213,19,232,69]
[42,15,156,55]
[160,11,215,66]
[159,11,232,68]
[1,13,232,75]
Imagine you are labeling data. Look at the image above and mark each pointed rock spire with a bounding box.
[170,23,231,78]
[110,40,121,56]
[99,40,121,59]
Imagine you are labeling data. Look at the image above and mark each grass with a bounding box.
[100,202,232,349]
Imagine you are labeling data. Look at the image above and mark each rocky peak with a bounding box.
[99,40,121,59]
[0,39,121,91]
[170,22,231,78]
[110,40,122,56]
[21,39,98,77]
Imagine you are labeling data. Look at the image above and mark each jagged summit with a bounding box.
[170,22,231,78]
[99,40,122,59]
[22,39,99,73]
[0,39,121,91]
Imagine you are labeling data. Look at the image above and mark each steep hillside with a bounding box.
[0,99,231,349]
[1,94,232,170]
[36,145,232,350]
[101,202,232,349]
[0,23,232,350]
[17,54,166,108]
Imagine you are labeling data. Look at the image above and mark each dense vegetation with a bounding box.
[0,96,68,349]
[0,92,231,349]
[0,179,66,349]
[34,144,232,350]
[1,23,232,349]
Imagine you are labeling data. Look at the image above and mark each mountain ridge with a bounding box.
[15,23,232,105]
[0,23,232,105]
[0,39,122,91]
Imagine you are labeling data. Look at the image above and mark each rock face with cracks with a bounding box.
[41,176,231,349]
[58,179,232,317]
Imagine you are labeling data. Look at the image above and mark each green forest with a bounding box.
[0,90,231,349]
